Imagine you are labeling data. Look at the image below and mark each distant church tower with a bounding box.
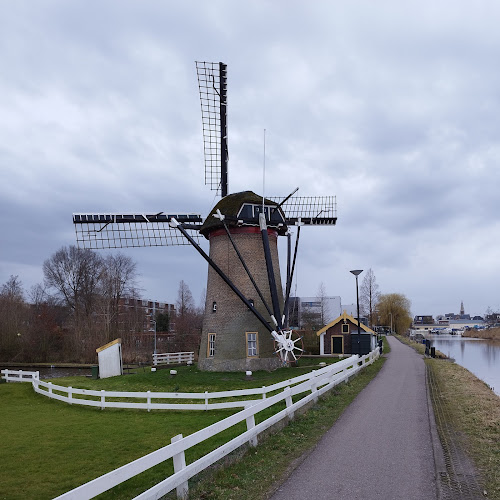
[460,300,465,316]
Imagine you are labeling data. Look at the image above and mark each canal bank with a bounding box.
[429,334,500,396]
[400,335,500,499]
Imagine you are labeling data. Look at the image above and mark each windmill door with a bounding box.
[331,336,343,355]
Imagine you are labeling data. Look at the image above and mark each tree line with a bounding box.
[0,246,202,364]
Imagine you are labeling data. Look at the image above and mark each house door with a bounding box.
[331,336,343,354]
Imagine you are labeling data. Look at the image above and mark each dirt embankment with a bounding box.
[462,327,500,341]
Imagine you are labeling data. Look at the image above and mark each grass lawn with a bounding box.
[0,355,363,500]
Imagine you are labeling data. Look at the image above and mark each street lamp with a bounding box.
[350,270,363,355]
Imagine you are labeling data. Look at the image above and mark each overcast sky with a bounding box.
[1,1,499,318]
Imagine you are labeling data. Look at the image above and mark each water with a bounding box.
[429,335,500,396]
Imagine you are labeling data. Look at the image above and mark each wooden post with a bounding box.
[101,390,105,410]
[285,386,294,420]
[246,414,258,447]
[171,434,188,499]
[147,391,151,412]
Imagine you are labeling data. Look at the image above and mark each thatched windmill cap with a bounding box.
[199,191,286,238]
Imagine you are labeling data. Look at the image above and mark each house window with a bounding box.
[342,323,349,334]
[246,332,258,357]
[208,333,216,357]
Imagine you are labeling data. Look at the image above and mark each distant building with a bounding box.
[287,296,367,330]
[414,315,434,325]
[118,297,176,333]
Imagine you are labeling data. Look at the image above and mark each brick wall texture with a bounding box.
[198,227,283,371]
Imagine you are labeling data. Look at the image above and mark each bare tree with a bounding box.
[360,268,381,328]
[0,275,27,360]
[175,280,202,352]
[43,246,105,359]
[316,282,328,327]
[98,253,137,342]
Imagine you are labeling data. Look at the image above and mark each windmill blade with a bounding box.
[73,213,203,249]
[267,195,337,225]
[195,61,228,197]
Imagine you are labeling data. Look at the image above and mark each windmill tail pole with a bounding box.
[215,210,274,318]
[170,218,273,334]
[259,213,283,330]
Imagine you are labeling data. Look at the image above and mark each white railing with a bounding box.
[153,351,194,366]
[1,369,39,382]
[2,350,380,499]
[21,354,369,411]
[48,349,379,499]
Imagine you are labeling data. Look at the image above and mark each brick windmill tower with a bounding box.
[73,62,337,371]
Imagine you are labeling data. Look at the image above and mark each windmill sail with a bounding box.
[196,61,228,197]
[73,213,203,249]
[268,195,337,225]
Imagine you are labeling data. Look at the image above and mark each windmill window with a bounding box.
[246,332,258,358]
[212,301,217,313]
[208,333,216,357]
[248,299,254,308]
[342,324,349,334]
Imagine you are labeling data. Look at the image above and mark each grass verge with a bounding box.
[186,354,387,499]
[396,334,499,498]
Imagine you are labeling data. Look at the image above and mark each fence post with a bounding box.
[262,386,266,399]
[19,369,23,381]
[48,382,53,394]
[285,386,294,420]
[101,390,105,410]
[205,391,208,410]
[147,390,151,412]
[171,434,188,499]
[68,386,73,404]
[246,414,258,447]
[311,381,318,402]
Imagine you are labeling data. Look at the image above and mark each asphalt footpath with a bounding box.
[271,336,439,500]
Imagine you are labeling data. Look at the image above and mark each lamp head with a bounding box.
[350,269,363,276]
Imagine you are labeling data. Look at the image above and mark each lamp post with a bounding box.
[350,270,363,355]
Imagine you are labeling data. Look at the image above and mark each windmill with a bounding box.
[73,61,337,371]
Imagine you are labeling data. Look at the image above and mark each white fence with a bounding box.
[153,351,194,366]
[1,369,39,382]
[2,349,380,499]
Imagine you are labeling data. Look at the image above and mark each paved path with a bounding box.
[271,336,438,500]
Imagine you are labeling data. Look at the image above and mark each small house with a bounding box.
[96,338,123,378]
[317,310,376,356]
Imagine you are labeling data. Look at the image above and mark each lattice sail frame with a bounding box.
[269,195,337,225]
[73,213,203,249]
[195,61,228,197]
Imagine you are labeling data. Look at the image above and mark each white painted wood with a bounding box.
[171,434,188,499]
[153,352,194,366]
[9,348,381,500]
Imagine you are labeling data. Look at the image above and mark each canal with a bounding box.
[429,334,500,396]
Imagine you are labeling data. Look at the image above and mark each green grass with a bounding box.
[0,357,355,500]
[187,358,386,499]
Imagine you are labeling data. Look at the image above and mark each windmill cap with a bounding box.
[199,191,287,238]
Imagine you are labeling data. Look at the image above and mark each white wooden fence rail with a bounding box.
[1,369,39,382]
[3,355,367,411]
[153,351,194,366]
[2,349,380,499]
